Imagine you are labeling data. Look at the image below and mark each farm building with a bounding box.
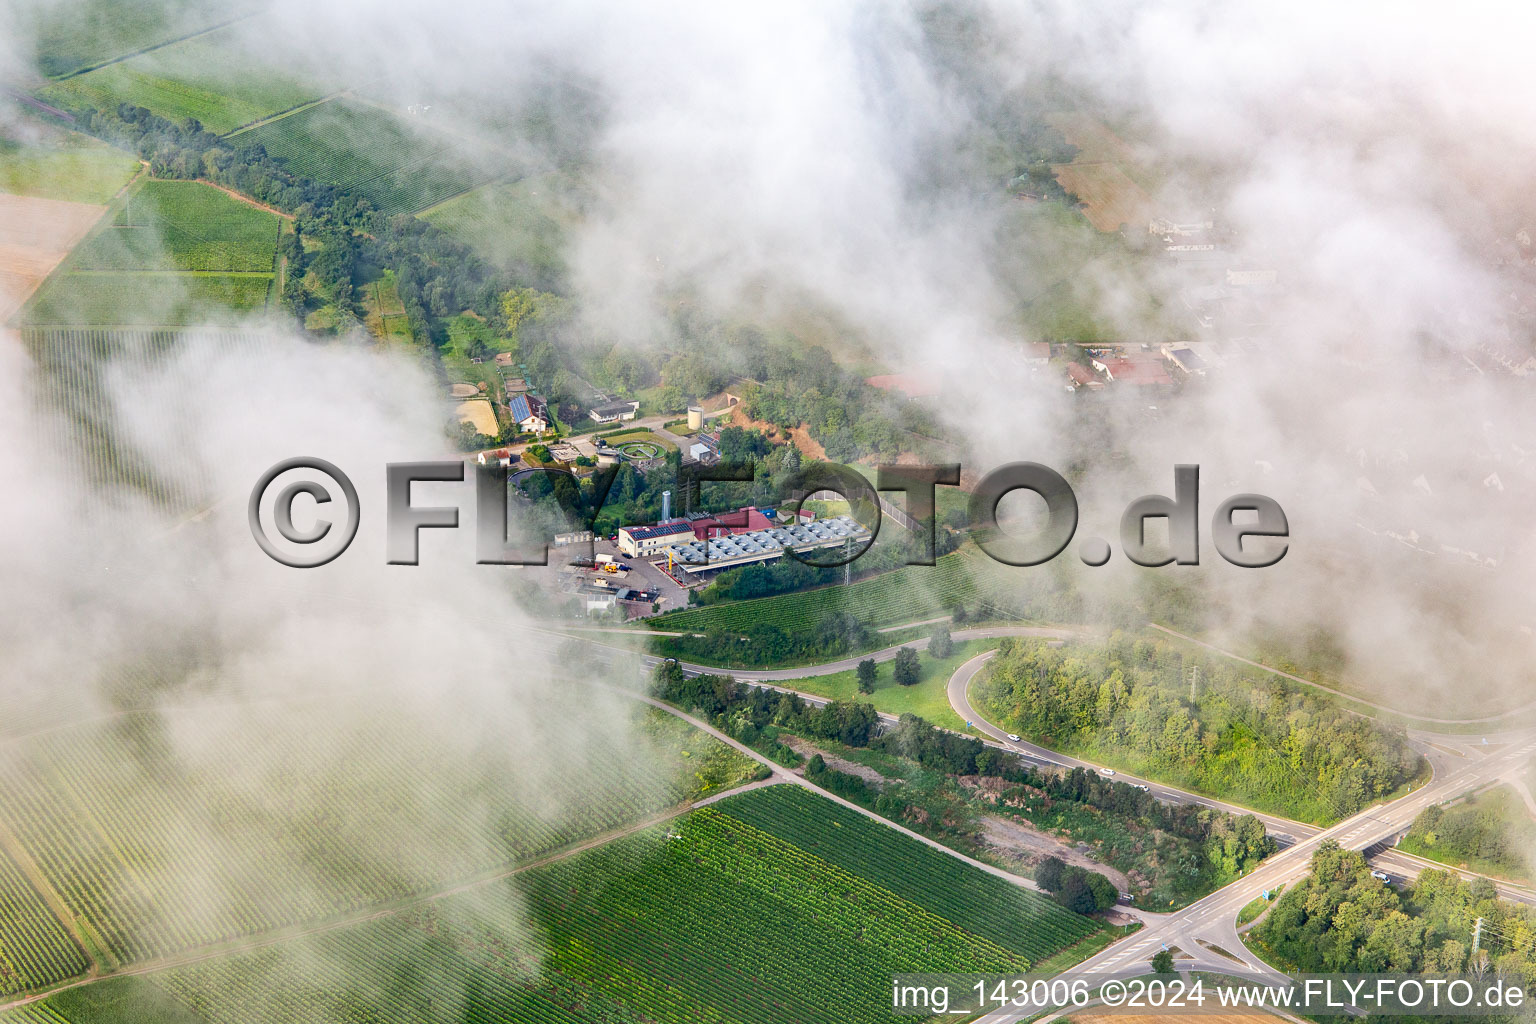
[589,400,640,424]
[617,521,694,558]
[508,393,550,433]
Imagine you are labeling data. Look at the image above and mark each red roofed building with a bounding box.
[865,372,940,398]
[1065,362,1102,391]
[687,506,774,540]
[1092,355,1172,387]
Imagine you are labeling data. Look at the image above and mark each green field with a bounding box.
[0,696,756,986]
[21,272,272,326]
[39,25,323,136]
[236,98,498,214]
[19,180,280,327]
[24,0,245,78]
[713,785,1106,971]
[0,133,138,205]
[70,180,280,272]
[3,785,1103,1023]
[421,173,576,289]
[653,546,1008,638]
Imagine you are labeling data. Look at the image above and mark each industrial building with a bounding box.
[659,515,871,575]
[588,400,641,424]
[617,521,695,558]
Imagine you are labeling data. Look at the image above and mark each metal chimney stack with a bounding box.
[662,490,672,522]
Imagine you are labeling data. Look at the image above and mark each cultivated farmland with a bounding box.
[237,98,498,214]
[21,328,265,510]
[713,784,1106,969]
[0,132,139,205]
[39,24,324,136]
[140,795,1047,1023]
[0,697,756,975]
[24,0,242,78]
[20,180,279,327]
[0,193,107,323]
[71,180,280,272]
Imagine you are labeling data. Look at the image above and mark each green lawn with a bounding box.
[653,546,1008,639]
[0,132,139,204]
[39,23,324,135]
[774,638,998,730]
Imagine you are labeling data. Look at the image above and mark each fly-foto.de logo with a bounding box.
[248,459,1287,570]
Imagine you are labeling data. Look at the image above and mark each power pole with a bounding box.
[1473,917,1484,956]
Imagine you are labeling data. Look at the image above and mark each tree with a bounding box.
[1151,949,1175,974]
[893,647,921,686]
[1036,856,1065,892]
[929,625,953,659]
[856,658,877,694]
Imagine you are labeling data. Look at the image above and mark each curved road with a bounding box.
[558,621,1536,1015]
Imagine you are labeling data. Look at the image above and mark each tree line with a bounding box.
[976,633,1426,823]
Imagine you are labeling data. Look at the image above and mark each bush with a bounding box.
[1151,949,1175,974]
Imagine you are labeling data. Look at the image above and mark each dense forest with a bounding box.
[975,633,1426,824]
[1256,842,1536,982]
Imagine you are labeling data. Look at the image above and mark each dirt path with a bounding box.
[202,180,294,221]
[0,815,98,970]
[779,735,889,788]
[979,814,1132,893]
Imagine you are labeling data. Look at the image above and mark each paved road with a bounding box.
[559,621,1536,1020]
[963,725,1536,1021]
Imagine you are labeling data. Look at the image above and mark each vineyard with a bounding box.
[40,25,323,136]
[0,850,88,998]
[0,133,139,206]
[714,785,1104,968]
[21,328,265,510]
[18,179,280,328]
[0,697,757,977]
[67,181,281,273]
[653,545,1017,637]
[144,799,1040,1024]
[21,272,272,326]
[26,0,236,78]
[0,785,1106,1022]
[236,99,497,214]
